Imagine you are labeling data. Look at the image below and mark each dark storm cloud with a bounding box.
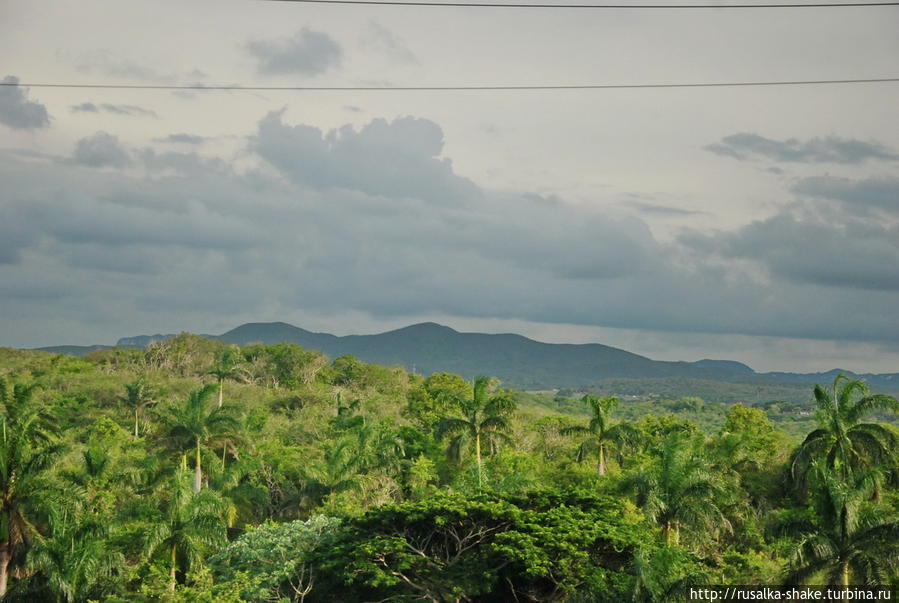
[0,76,50,130]
[246,29,342,76]
[72,132,132,168]
[71,102,158,118]
[3,113,899,349]
[792,176,899,215]
[681,213,899,292]
[252,110,481,204]
[705,133,899,164]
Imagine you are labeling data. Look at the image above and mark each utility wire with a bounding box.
[3,78,899,91]
[261,0,899,8]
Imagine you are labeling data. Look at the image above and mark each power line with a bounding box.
[3,77,899,91]
[261,0,899,8]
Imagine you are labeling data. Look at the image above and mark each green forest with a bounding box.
[1,333,897,602]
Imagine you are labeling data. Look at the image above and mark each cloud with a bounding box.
[360,21,418,65]
[792,176,899,216]
[72,132,132,168]
[705,133,899,164]
[680,212,899,292]
[71,102,158,117]
[252,110,481,204]
[247,29,342,76]
[0,76,50,130]
[625,200,704,216]
[155,133,207,144]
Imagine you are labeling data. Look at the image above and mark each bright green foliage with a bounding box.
[210,515,340,602]
[311,490,653,602]
[561,394,641,476]
[791,374,899,488]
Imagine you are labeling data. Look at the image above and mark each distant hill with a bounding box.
[35,344,114,355]
[33,321,898,395]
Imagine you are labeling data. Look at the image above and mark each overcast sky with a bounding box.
[1,0,898,373]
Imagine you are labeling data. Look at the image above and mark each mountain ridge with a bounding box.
[31,321,898,392]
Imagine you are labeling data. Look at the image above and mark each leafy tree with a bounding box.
[774,463,899,586]
[144,459,230,591]
[623,433,734,546]
[311,490,650,602]
[120,378,155,437]
[0,378,63,598]
[210,515,340,602]
[161,384,242,492]
[436,376,515,489]
[561,394,640,476]
[791,375,899,488]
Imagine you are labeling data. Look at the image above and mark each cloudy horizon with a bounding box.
[2,0,898,373]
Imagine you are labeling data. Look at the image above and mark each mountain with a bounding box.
[35,321,898,394]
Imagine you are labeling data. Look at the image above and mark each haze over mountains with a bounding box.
[35,321,899,393]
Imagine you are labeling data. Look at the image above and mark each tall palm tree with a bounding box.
[145,459,230,591]
[161,384,241,493]
[120,378,155,437]
[775,463,899,587]
[560,394,640,476]
[207,346,246,409]
[0,379,63,598]
[623,433,733,546]
[436,376,515,489]
[791,374,899,488]
[25,510,124,603]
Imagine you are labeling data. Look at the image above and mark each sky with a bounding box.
[1,0,898,373]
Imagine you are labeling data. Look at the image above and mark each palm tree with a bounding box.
[25,510,124,602]
[120,378,155,437]
[436,376,515,489]
[0,379,63,598]
[791,374,899,488]
[161,384,241,493]
[775,463,899,587]
[560,394,640,476]
[145,459,230,591]
[623,433,733,546]
[299,440,362,511]
[207,346,246,409]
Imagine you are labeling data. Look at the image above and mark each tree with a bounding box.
[120,378,155,437]
[436,376,515,489]
[311,490,650,602]
[0,378,63,598]
[207,346,246,409]
[774,463,899,587]
[791,374,899,488]
[145,459,230,591]
[561,394,640,476]
[162,384,242,493]
[623,433,733,546]
[23,511,124,602]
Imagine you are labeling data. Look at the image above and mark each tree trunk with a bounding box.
[170,544,177,591]
[134,408,140,437]
[217,379,224,409]
[841,559,850,592]
[0,543,10,598]
[194,440,202,493]
[475,433,483,490]
[597,444,606,476]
